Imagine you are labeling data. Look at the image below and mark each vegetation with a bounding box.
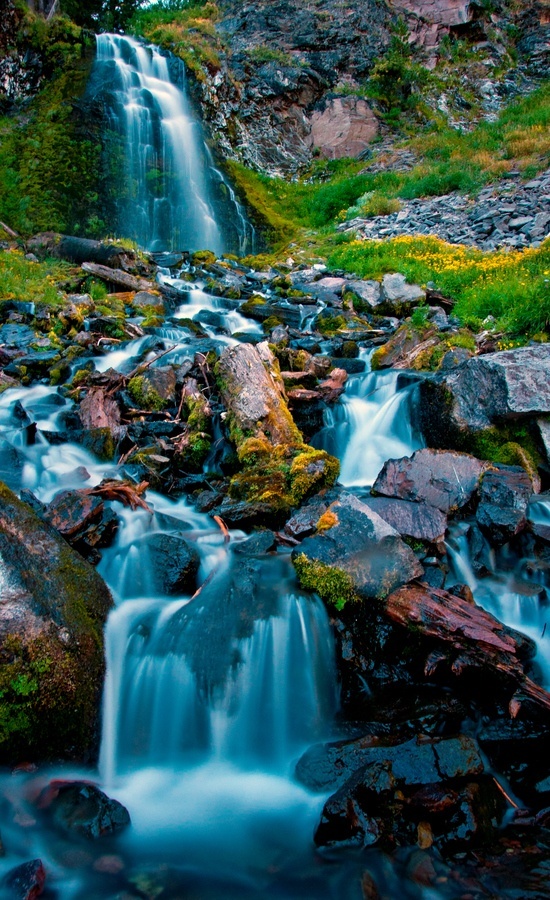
[0,6,107,237]
[0,249,72,306]
[130,1,223,79]
[328,236,550,338]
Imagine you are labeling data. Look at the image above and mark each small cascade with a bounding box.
[100,544,337,782]
[446,521,550,687]
[93,34,253,254]
[313,355,424,487]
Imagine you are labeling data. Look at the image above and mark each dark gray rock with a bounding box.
[373,449,487,514]
[232,530,276,556]
[296,733,484,793]
[476,464,533,546]
[140,533,200,594]
[46,781,130,839]
[292,491,423,601]
[1,859,46,900]
[423,345,550,436]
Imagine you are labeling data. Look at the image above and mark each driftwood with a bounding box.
[0,221,19,239]
[28,233,129,268]
[86,480,151,512]
[385,583,550,716]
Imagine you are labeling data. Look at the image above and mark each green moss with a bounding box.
[293,554,358,611]
[128,375,166,411]
[458,423,541,478]
[289,448,339,505]
[317,314,346,335]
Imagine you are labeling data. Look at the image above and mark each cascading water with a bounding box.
[92,34,253,254]
[313,352,424,487]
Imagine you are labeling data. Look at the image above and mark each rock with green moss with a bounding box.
[217,342,339,518]
[420,345,550,437]
[0,481,113,763]
[291,492,423,609]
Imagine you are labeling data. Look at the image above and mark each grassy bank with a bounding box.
[328,235,550,338]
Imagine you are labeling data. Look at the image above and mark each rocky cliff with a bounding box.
[174,0,550,175]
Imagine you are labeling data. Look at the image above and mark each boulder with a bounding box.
[292,492,423,608]
[217,342,299,445]
[421,345,550,438]
[139,533,200,595]
[373,448,487,514]
[218,343,339,517]
[382,273,425,306]
[384,583,550,717]
[43,781,130,839]
[296,733,484,793]
[347,279,382,311]
[0,481,113,762]
[476,464,533,546]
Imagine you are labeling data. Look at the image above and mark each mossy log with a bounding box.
[0,481,113,763]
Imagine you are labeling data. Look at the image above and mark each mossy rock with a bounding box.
[0,481,113,763]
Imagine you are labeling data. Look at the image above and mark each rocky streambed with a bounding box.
[2,237,550,896]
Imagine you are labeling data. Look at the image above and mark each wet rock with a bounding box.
[140,533,200,594]
[292,491,423,607]
[329,357,365,374]
[0,858,46,899]
[373,448,487,514]
[0,323,36,349]
[215,498,288,530]
[232,530,276,556]
[42,490,104,537]
[0,481,113,762]
[296,733,484,793]
[361,497,447,543]
[44,781,130,839]
[476,465,533,546]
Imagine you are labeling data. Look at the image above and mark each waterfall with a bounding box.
[99,519,338,784]
[93,34,252,254]
[313,356,424,488]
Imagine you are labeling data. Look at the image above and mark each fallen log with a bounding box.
[81,262,157,293]
[385,583,550,716]
[81,262,183,302]
[28,233,130,268]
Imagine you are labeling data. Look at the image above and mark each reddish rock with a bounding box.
[1,860,45,900]
[373,448,487,514]
[385,583,550,716]
[476,465,534,546]
[306,96,378,159]
[78,386,121,432]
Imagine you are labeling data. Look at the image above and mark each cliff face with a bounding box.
[181,0,549,176]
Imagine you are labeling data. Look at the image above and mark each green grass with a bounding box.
[222,80,550,246]
[0,250,73,307]
[130,1,223,78]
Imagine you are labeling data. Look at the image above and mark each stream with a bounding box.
[1,30,549,900]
